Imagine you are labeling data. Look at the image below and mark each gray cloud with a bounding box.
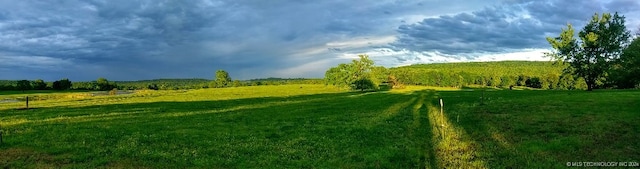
[0,0,495,81]
[5,0,636,81]
[391,0,640,58]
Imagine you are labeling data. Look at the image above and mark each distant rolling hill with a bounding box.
[392,61,565,77]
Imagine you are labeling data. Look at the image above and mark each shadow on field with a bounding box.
[0,89,448,168]
[428,89,640,168]
[0,89,543,167]
[431,90,528,168]
[8,89,626,168]
[0,92,369,126]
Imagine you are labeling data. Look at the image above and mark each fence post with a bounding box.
[439,98,445,139]
[26,96,29,109]
[439,99,443,116]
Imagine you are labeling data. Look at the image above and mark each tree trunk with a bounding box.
[586,81,595,91]
[586,76,595,91]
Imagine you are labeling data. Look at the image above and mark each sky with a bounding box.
[1,0,639,81]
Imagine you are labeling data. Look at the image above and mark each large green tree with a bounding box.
[546,12,631,91]
[324,63,352,87]
[349,55,375,90]
[213,70,232,88]
[325,54,377,91]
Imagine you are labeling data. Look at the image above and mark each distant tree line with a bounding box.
[0,76,325,92]
[243,78,324,86]
[388,67,588,90]
[0,79,73,91]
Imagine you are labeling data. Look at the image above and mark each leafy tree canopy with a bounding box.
[325,54,379,91]
[546,12,631,90]
[213,70,232,88]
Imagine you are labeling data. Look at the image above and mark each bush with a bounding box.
[109,88,118,95]
[499,76,514,88]
[526,77,542,88]
[147,84,159,90]
[351,79,376,91]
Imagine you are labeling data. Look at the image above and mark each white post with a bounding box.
[439,99,443,116]
[439,99,446,138]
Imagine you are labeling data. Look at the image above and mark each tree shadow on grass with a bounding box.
[2,89,521,168]
[0,90,448,168]
[0,92,367,125]
[417,103,439,169]
[432,90,539,168]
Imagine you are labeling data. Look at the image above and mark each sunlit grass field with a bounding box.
[0,85,638,168]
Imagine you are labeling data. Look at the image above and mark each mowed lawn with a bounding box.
[0,85,638,168]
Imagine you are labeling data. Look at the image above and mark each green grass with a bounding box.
[0,85,638,168]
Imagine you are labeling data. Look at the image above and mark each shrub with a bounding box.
[351,79,376,91]
[109,88,118,95]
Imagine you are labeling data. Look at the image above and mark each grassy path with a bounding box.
[417,89,640,168]
[434,89,640,168]
[418,90,487,168]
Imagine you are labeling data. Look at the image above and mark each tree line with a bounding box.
[205,70,323,89]
[388,61,590,89]
[323,58,589,90]
[0,79,73,91]
[0,76,324,92]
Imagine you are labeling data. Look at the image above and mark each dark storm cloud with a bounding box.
[391,0,640,57]
[1,0,496,80]
[6,0,636,81]
[0,0,290,80]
